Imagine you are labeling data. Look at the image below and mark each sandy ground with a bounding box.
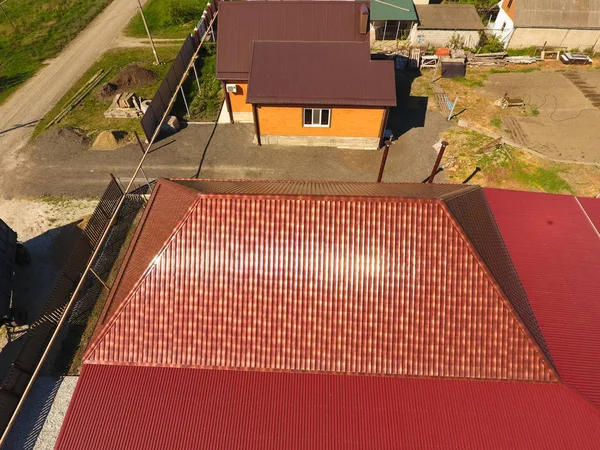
[0,0,148,198]
[483,70,600,163]
[0,198,97,379]
[2,376,78,450]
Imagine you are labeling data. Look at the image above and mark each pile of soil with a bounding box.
[91,130,129,151]
[111,64,157,91]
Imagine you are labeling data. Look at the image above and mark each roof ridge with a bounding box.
[438,201,558,381]
[83,194,202,362]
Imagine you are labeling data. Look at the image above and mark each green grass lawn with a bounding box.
[0,0,112,104]
[36,44,222,138]
[125,0,204,39]
[35,46,180,138]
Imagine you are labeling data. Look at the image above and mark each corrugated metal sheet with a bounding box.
[246,41,396,107]
[514,0,600,29]
[55,364,600,450]
[86,183,555,381]
[415,5,484,30]
[216,1,369,80]
[91,181,198,338]
[172,178,480,198]
[445,187,555,371]
[578,196,600,233]
[485,188,600,409]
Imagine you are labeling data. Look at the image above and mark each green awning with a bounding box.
[363,0,418,21]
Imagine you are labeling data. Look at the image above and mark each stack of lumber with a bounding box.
[466,52,507,66]
[505,56,540,64]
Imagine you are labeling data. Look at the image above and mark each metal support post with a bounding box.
[192,63,201,92]
[377,140,392,183]
[447,96,459,121]
[134,132,153,193]
[180,86,191,117]
[428,141,449,184]
[431,60,439,82]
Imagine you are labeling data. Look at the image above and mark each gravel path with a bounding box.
[0,0,148,198]
[2,376,78,450]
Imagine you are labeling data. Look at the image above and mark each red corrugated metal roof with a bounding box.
[578,196,600,232]
[91,180,198,340]
[216,1,369,80]
[85,180,556,382]
[246,41,396,107]
[55,364,600,450]
[485,188,600,409]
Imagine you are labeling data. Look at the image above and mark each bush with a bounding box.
[448,32,464,49]
[478,31,505,53]
[165,0,202,26]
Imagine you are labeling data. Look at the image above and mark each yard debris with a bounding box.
[505,56,539,64]
[467,52,507,67]
[104,92,145,119]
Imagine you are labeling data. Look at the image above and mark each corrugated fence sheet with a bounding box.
[141,34,199,141]
[85,182,555,382]
[55,364,600,450]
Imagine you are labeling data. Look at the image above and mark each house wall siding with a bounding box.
[509,28,600,51]
[227,81,253,113]
[501,0,515,21]
[258,106,384,138]
[491,7,515,46]
[411,29,481,48]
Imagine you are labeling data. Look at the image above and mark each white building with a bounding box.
[491,0,600,51]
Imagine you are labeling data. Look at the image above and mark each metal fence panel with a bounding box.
[0,176,123,434]
[140,34,202,141]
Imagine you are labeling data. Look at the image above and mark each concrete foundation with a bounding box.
[509,28,600,52]
[257,135,380,150]
[218,103,254,124]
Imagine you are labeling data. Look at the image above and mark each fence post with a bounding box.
[447,96,459,121]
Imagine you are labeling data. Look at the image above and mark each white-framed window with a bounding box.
[303,108,331,127]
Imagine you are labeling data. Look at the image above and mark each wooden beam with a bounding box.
[252,104,261,146]
[222,81,234,124]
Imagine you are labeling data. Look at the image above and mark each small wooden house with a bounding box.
[216,1,397,150]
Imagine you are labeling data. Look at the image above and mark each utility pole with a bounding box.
[136,0,160,65]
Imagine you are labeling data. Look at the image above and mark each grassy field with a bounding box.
[35,46,180,138]
[125,0,203,39]
[0,0,111,104]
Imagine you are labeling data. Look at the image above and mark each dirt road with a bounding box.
[0,0,147,198]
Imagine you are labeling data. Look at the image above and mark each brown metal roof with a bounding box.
[415,5,484,30]
[85,179,556,382]
[246,41,396,107]
[216,1,369,81]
